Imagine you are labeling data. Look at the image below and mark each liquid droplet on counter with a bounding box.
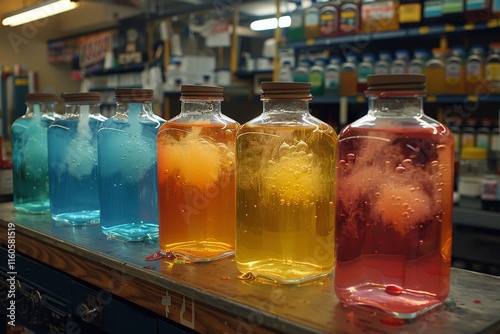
[237,272,256,281]
[220,276,231,280]
[145,250,176,261]
[385,285,402,296]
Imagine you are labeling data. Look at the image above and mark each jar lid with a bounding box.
[260,82,312,100]
[461,147,487,160]
[63,92,102,103]
[181,85,223,99]
[115,88,154,103]
[26,93,58,103]
[366,74,426,93]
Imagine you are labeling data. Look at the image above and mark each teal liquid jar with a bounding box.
[48,92,106,225]
[11,93,60,214]
[98,89,164,241]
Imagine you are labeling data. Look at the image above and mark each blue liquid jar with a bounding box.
[48,92,106,225]
[11,93,60,214]
[98,89,164,241]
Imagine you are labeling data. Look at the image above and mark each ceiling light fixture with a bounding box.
[2,0,80,27]
[250,16,291,31]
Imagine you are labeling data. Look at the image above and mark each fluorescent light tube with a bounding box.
[2,0,80,27]
[250,16,292,31]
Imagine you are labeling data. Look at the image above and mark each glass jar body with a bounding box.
[12,102,59,213]
[48,104,106,225]
[157,100,240,261]
[236,100,338,283]
[98,101,164,241]
[334,95,454,318]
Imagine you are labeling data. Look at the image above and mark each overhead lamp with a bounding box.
[2,0,80,27]
[250,16,291,31]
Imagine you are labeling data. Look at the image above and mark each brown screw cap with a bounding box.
[115,89,154,103]
[260,82,312,100]
[366,74,426,93]
[63,92,102,103]
[26,93,58,103]
[180,85,224,100]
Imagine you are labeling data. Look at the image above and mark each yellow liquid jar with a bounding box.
[236,82,338,284]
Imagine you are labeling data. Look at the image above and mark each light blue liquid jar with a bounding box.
[98,89,164,242]
[11,93,61,214]
[48,92,106,225]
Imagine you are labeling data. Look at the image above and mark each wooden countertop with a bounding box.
[0,202,499,333]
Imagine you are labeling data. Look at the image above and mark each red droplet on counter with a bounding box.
[380,316,406,326]
[145,251,176,261]
[473,300,481,304]
[220,276,231,280]
[385,285,403,296]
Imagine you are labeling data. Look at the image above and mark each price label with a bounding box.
[487,19,498,28]
[427,95,437,102]
[445,24,455,32]
[467,95,478,102]
[463,23,475,30]
[306,39,315,46]
[355,95,365,103]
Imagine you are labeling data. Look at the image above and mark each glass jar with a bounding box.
[335,74,454,318]
[98,89,164,241]
[48,92,106,225]
[11,93,60,213]
[236,82,337,284]
[157,85,239,261]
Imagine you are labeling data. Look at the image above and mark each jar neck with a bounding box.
[116,101,155,118]
[26,102,57,116]
[65,103,101,117]
[180,99,222,115]
[262,100,310,114]
[367,95,424,118]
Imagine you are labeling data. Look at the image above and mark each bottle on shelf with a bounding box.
[236,81,337,283]
[288,1,305,41]
[481,174,498,211]
[304,0,321,39]
[324,56,341,95]
[465,0,492,21]
[98,89,164,242]
[278,60,294,82]
[48,93,106,225]
[444,46,466,95]
[398,0,423,28]
[458,147,488,208]
[374,51,392,74]
[293,59,311,82]
[409,49,430,74]
[339,0,361,34]
[158,85,240,261]
[361,0,399,32]
[485,43,500,93]
[310,58,327,96]
[340,53,358,96]
[425,48,448,95]
[465,45,486,95]
[493,0,500,17]
[390,50,409,74]
[476,118,491,150]
[319,0,339,36]
[11,93,60,213]
[357,53,375,92]
[335,74,454,319]
[461,117,478,149]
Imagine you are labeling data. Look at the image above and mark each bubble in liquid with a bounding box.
[65,138,97,179]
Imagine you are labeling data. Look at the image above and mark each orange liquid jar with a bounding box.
[157,85,240,261]
[335,74,454,319]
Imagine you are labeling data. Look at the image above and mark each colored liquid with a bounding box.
[98,114,161,241]
[444,62,465,94]
[157,122,238,261]
[11,116,53,213]
[48,116,103,225]
[335,125,454,318]
[236,125,337,283]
